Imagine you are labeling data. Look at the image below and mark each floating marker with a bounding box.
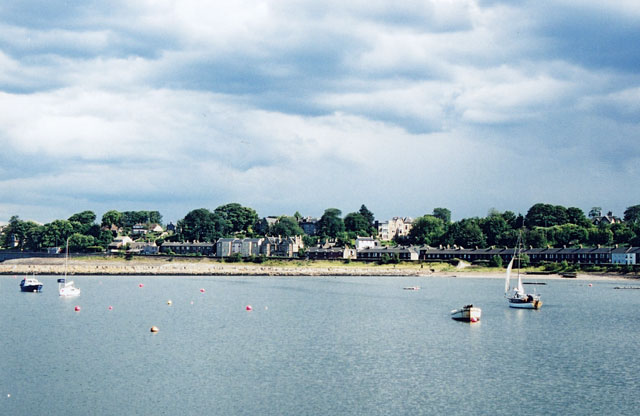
[139,283,144,288]
[108,306,113,310]
[74,306,81,312]
[246,305,253,311]
[167,300,172,305]
[150,326,159,333]
[588,283,593,287]
[200,288,206,293]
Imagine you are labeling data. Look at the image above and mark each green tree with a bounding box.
[489,255,503,268]
[524,228,548,248]
[566,207,591,228]
[525,203,569,228]
[68,211,96,229]
[623,205,640,224]
[269,216,304,237]
[68,233,96,252]
[317,208,345,238]
[358,205,375,228]
[101,210,123,228]
[482,214,509,247]
[41,220,74,248]
[178,208,228,242]
[344,212,371,236]
[432,207,451,224]
[611,223,635,245]
[447,218,486,248]
[589,224,613,246]
[588,206,602,219]
[214,203,259,235]
[1,216,34,249]
[408,215,445,246]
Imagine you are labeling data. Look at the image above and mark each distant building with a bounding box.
[307,246,356,260]
[160,242,215,256]
[592,214,622,226]
[300,217,318,236]
[375,217,414,241]
[355,236,379,250]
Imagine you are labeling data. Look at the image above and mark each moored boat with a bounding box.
[451,304,481,322]
[505,235,542,309]
[58,279,81,297]
[20,276,43,292]
[58,237,81,297]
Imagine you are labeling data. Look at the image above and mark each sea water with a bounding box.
[1,275,639,415]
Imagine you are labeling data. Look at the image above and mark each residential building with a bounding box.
[375,217,414,241]
[160,242,215,256]
[300,217,318,236]
[355,236,379,250]
[358,246,419,261]
[307,246,356,260]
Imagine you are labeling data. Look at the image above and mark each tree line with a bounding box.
[2,203,640,252]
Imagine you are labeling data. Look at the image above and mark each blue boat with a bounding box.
[20,276,43,292]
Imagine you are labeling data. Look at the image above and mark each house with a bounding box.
[108,236,134,251]
[149,223,164,233]
[307,246,356,260]
[166,222,176,233]
[160,242,215,256]
[300,217,318,236]
[355,236,378,250]
[592,214,622,226]
[128,242,159,255]
[358,246,419,261]
[612,247,640,265]
[261,236,304,257]
[375,217,414,241]
[215,238,236,257]
[132,224,148,235]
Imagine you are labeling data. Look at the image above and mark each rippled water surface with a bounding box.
[1,275,639,415]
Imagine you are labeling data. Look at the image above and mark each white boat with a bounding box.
[59,238,80,297]
[58,279,80,297]
[450,304,481,322]
[505,239,541,309]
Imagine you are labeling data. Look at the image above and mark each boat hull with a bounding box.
[508,298,542,309]
[451,306,481,322]
[20,284,43,292]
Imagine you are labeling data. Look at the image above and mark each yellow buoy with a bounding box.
[167,300,172,305]
[150,326,159,333]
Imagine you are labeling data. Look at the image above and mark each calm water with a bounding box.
[1,274,639,415]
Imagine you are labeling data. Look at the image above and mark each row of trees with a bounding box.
[3,203,640,253]
[406,203,640,249]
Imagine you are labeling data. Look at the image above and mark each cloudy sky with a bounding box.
[1,0,639,225]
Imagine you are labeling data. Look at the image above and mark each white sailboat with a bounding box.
[505,240,541,309]
[59,238,80,297]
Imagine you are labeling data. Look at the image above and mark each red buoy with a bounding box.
[139,283,144,288]
[108,306,113,310]
[74,306,81,312]
[200,288,206,293]
[246,305,253,311]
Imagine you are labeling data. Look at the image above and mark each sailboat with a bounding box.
[505,239,541,309]
[58,238,80,297]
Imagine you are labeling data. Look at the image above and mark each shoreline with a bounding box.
[1,257,637,281]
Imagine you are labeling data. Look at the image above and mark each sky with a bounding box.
[1,0,639,225]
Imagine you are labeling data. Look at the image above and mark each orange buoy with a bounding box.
[150,326,159,333]
[74,306,81,312]
[246,305,253,311]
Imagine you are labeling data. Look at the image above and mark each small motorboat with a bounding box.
[20,276,43,292]
[451,304,481,322]
[58,278,81,297]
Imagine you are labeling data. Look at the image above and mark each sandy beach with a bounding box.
[1,256,637,281]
